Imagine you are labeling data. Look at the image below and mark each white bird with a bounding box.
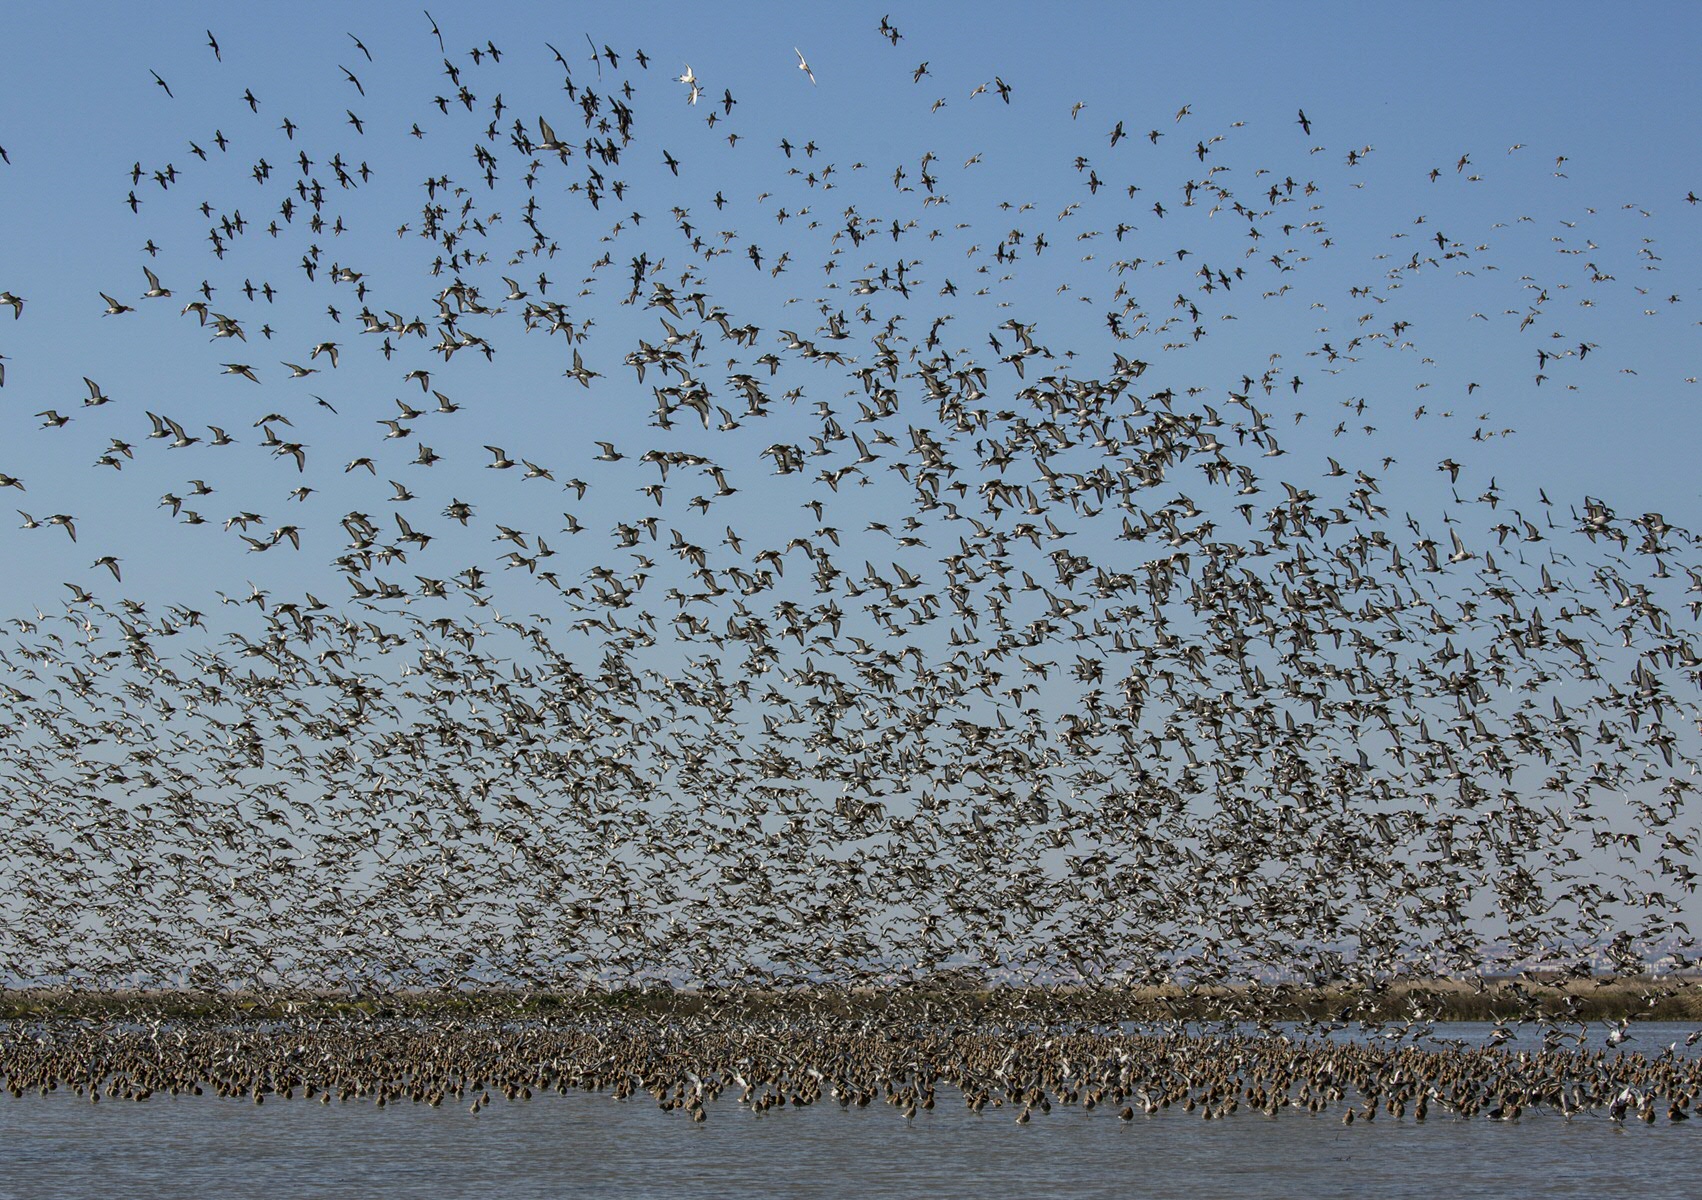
[794,48,815,85]
[677,64,702,105]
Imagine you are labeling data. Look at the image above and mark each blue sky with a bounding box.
[0,1,1695,606]
[0,1,1699,983]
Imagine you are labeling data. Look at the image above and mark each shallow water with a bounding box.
[3,1023,1696,1198]
[4,1081,1696,1200]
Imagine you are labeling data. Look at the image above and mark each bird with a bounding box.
[0,14,1693,1096]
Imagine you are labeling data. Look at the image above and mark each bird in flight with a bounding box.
[0,11,1694,1067]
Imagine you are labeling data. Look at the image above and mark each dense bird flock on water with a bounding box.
[0,11,1699,1071]
[12,1017,1702,1126]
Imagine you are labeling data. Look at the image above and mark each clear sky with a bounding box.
[0,1,1699,988]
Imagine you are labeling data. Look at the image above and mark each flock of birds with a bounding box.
[0,12,1698,1098]
[8,1014,1702,1126]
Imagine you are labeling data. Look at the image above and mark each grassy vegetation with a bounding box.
[3,975,1699,1024]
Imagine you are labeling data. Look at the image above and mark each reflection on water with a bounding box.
[1260,1019,1702,1058]
[3,1024,1698,1200]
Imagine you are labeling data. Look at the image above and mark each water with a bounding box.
[5,1082,1695,1199]
[3,1023,1696,1198]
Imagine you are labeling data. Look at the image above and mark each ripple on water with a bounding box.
[1,1081,1697,1200]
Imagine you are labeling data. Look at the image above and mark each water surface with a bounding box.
[5,1022,1696,1199]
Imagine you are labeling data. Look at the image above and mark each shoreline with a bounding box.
[4,975,1699,1023]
